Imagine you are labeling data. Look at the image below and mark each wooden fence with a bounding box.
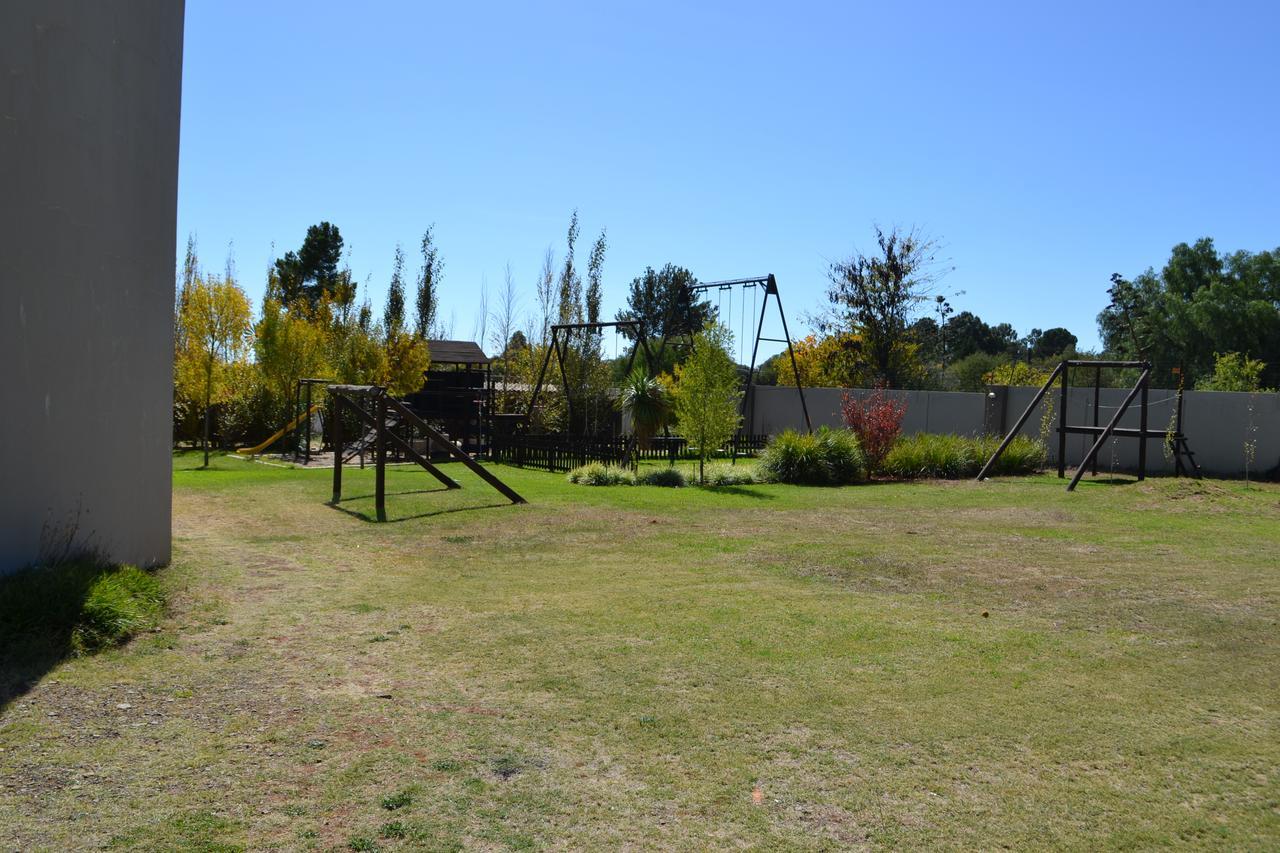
[490,432,771,472]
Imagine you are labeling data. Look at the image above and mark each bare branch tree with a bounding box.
[490,262,521,358]
[822,225,950,388]
[472,275,490,346]
[536,246,557,345]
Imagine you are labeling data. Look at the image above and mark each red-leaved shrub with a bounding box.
[841,385,907,474]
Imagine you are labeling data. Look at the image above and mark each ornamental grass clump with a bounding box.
[635,467,687,487]
[702,464,756,487]
[882,433,1045,479]
[566,463,635,486]
[756,427,867,485]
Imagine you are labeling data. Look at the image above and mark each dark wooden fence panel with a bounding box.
[491,432,770,472]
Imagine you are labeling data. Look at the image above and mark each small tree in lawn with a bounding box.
[672,323,742,483]
[176,272,253,467]
[841,384,906,475]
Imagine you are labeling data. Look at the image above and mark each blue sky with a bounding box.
[178,0,1279,357]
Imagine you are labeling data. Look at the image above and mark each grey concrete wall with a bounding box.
[1,2,185,574]
[751,386,987,437]
[748,384,1280,478]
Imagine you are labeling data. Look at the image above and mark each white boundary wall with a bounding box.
[749,385,1280,478]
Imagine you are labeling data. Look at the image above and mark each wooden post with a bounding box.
[304,382,313,465]
[1137,369,1149,481]
[975,362,1064,482]
[375,392,387,522]
[1068,368,1150,491]
[331,393,343,503]
[1091,366,1101,476]
[1057,366,1070,478]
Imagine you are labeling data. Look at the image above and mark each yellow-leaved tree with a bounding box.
[254,299,331,431]
[381,330,431,396]
[175,273,253,467]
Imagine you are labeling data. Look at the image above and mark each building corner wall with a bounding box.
[0,1,185,574]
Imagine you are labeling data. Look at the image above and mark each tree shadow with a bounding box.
[335,487,454,501]
[1077,477,1139,487]
[697,485,777,500]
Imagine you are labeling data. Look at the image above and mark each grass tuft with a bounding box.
[380,789,413,810]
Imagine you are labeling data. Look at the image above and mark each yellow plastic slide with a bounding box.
[236,403,325,455]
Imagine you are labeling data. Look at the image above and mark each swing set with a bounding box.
[496,273,811,471]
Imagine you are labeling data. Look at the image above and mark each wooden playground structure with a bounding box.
[978,359,1201,491]
[327,384,524,521]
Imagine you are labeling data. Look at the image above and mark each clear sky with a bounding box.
[178,0,1279,357]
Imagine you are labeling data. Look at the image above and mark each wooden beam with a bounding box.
[384,396,526,504]
[375,392,387,522]
[1067,368,1151,491]
[331,392,344,503]
[975,362,1065,481]
[342,395,461,489]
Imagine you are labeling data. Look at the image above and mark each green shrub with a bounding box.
[566,463,635,486]
[636,466,687,487]
[756,427,867,485]
[0,560,165,658]
[882,433,1045,479]
[702,464,755,487]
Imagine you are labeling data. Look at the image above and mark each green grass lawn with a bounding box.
[2,452,1278,850]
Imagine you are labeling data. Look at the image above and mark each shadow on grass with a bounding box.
[1076,477,1139,487]
[327,500,513,524]
[0,560,162,711]
[335,487,455,501]
[697,485,778,500]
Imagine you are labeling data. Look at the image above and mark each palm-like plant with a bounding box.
[616,368,672,449]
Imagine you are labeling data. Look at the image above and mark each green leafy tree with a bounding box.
[1100,238,1280,388]
[175,272,253,466]
[1195,352,1273,392]
[823,226,946,388]
[558,210,583,324]
[381,329,431,396]
[586,229,607,325]
[384,244,406,336]
[671,323,743,482]
[255,299,331,426]
[946,352,1001,392]
[616,264,712,342]
[1032,327,1077,360]
[414,225,443,339]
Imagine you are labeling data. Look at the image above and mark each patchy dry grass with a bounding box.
[1,452,1278,849]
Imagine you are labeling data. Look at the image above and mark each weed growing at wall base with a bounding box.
[0,560,165,660]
